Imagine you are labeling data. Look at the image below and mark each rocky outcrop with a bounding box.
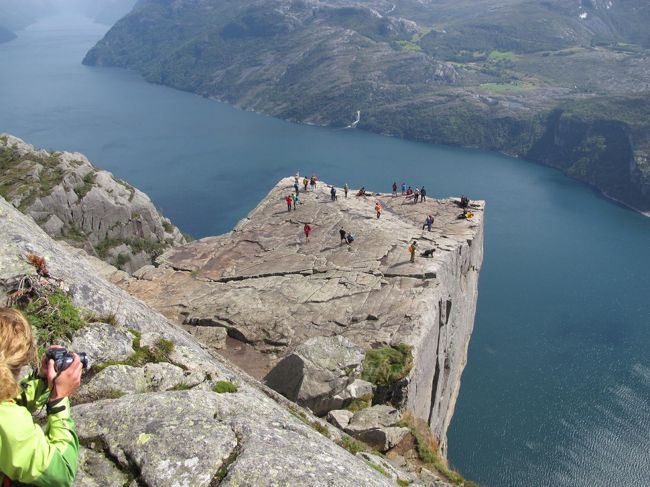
[107,177,484,455]
[0,195,418,487]
[0,134,185,273]
[263,335,367,415]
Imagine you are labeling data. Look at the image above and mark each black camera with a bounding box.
[46,348,90,373]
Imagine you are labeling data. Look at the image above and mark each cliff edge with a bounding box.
[106,177,485,456]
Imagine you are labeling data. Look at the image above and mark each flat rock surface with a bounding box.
[119,177,484,353]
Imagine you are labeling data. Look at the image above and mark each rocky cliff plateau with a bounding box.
[0,193,467,486]
[98,177,484,456]
[0,134,186,273]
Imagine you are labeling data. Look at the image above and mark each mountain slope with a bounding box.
[83,0,650,212]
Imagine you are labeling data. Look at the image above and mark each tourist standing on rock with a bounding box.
[330,186,337,201]
[310,176,316,191]
[344,183,349,198]
[375,202,382,219]
[294,173,300,185]
[413,189,420,204]
[408,241,418,263]
[420,187,427,202]
[292,193,299,210]
[401,182,406,195]
[304,223,312,240]
[0,308,82,487]
[422,215,434,231]
[286,195,293,212]
[293,181,300,195]
[339,228,347,244]
[392,182,397,196]
[303,177,309,192]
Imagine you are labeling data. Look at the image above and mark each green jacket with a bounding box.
[0,372,78,486]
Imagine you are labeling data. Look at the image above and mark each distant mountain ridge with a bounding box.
[83,0,650,213]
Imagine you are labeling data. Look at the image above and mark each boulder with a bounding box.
[263,335,364,415]
[344,405,409,452]
[327,409,354,430]
[356,452,415,485]
[182,324,228,350]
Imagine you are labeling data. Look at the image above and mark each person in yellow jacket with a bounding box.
[408,240,418,263]
[375,201,382,219]
[0,308,82,487]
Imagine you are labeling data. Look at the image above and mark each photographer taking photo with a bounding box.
[0,308,82,487]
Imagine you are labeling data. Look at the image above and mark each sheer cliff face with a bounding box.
[104,177,485,449]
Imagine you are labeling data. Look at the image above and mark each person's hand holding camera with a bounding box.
[45,349,82,401]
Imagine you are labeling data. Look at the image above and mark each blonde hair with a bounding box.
[0,308,37,401]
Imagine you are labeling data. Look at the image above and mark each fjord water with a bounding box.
[2,14,649,486]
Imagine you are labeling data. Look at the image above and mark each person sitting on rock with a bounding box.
[346,233,355,244]
[421,248,435,258]
[356,187,366,197]
[0,308,82,487]
[339,228,347,244]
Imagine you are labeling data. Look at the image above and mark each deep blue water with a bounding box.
[1,14,649,487]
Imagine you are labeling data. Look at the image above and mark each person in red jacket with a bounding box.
[303,223,312,240]
[285,195,293,212]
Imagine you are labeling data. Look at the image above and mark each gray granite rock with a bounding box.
[73,446,131,487]
[327,409,354,430]
[0,134,185,273]
[76,365,147,403]
[345,405,409,451]
[263,335,365,415]
[71,323,133,365]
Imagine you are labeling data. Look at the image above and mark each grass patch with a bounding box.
[212,380,238,394]
[363,459,389,477]
[115,253,131,269]
[396,479,410,486]
[361,344,413,388]
[398,413,470,485]
[338,436,370,455]
[289,407,331,438]
[171,382,191,391]
[487,50,516,62]
[94,331,175,371]
[162,221,173,233]
[84,311,119,326]
[20,288,86,344]
[95,237,168,259]
[74,172,95,200]
[345,393,373,413]
[395,40,422,53]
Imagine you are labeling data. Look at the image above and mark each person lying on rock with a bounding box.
[0,308,82,487]
[420,248,435,258]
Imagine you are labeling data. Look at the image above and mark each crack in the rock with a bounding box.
[80,435,150,487]
[209,433,242,486]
